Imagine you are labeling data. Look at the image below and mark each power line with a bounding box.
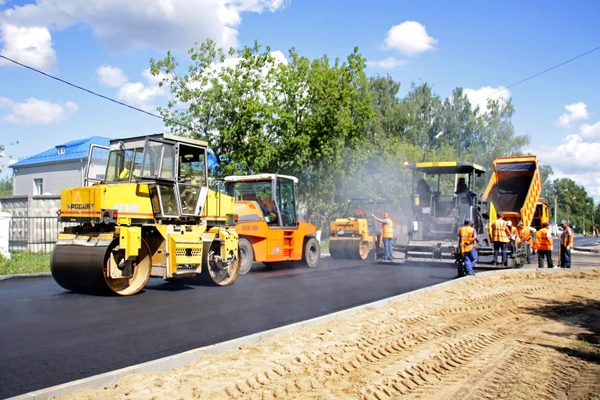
[475,45,600,101]
[0,54,190,129]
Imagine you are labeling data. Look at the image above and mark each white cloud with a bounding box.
[0,24,57,70]
[97,66,168,111]
[382,21,437,57]
[367,56,407,69]
[531,133,600,202]
[555,102,589,129]
[0,0,289,63]
[463,86,511,114]
[97,50,287,112]
[97,65,128,88]
[0,97,78,125]
[117,79,167,112]
[579,121,600,142]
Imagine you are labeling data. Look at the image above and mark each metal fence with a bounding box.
[9,216,77,253]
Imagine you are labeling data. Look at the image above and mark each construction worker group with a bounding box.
[375,211,575,270]
[489,212,575,269]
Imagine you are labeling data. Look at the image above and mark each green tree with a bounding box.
[150,39,281,176]
[150,39,374,216]
[0,176,12,196]
[550,177,594,232]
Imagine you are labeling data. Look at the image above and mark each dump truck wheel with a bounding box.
[238,238,254,275]
[302,237,320,268]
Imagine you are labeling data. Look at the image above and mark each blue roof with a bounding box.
[10,136,113,168]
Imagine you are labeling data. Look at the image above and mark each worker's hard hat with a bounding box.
[561,219,568,225]
[507,221,512,226]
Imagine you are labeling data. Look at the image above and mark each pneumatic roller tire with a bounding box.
[302,237,320,268]
[50,239,152,296]
[237,238,254,275]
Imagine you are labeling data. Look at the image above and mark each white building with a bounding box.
[9,136,112,196]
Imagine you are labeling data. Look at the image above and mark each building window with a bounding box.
[57,146,66,154]
[34,178,43,195]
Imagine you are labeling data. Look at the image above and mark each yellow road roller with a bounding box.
[51,133,240,295]
[329,198,392,260]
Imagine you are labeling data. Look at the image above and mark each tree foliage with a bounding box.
[149,39,582,220]
[549,177,595,233]
[0,176,12,197]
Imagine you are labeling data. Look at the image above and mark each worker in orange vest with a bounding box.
[560,219,574,268]
[457,218,477,276]
[532,221,553,268]
[507,221,519,254]
[373,212,394,260]
[517,221,533,264]
[491,212,511,266]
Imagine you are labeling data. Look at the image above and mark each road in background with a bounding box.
[0,257,456,399]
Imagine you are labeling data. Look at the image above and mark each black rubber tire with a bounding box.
[302,237,320,268]
[238,237,254,275]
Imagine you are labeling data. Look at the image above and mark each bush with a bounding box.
[0,251,51,275]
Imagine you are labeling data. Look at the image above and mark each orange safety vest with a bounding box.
[458,226,476,253]
[518,226,532,245]
[382,218,394,238]
[532,228,553,251]
[562,227,574,247]
[492,219,509,243]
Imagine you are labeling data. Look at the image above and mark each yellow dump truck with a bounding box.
[50,133,240,295]
[478,155,549,267]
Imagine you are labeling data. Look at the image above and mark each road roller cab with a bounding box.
[51,133,240,296]
[329,198,394,261]
[224,174,320,274]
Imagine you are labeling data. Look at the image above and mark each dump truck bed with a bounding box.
[482,156,542,227]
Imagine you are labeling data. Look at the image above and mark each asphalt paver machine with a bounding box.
[401,161,486,260]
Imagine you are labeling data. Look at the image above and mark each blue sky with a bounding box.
[1,0,600,200]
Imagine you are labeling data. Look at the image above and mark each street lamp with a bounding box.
[584,202,590,235]
[593,199,596,237]
[422,131,444,162]
[566,196,576,224]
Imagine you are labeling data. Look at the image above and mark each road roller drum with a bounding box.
[51,239,152,296]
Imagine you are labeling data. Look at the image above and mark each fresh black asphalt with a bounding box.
[0,257,458,398]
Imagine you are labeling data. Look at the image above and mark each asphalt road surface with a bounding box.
[0,257,457,399]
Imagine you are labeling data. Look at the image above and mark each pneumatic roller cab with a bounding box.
[223,173,320,273]
[51,133,240,296]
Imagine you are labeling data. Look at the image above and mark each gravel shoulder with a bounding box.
[61,256,600,400]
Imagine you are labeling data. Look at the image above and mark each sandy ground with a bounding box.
[62,256,600,400]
